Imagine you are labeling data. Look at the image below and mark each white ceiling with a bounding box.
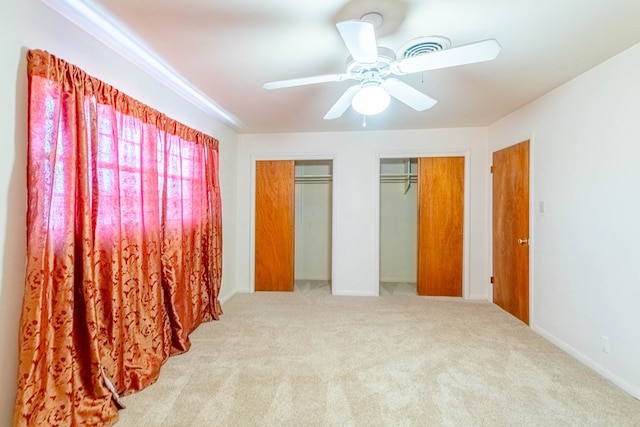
[90,0,640,134]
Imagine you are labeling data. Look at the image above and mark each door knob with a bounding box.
[518,238,529,245]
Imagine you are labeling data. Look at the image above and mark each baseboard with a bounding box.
[532,324,640,400]
[467,294,490,301]
[219,290,241,304]
[332,290,379,297]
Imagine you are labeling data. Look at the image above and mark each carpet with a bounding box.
[116,283,640,426]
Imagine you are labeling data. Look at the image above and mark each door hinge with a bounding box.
[490,165,494,173]
[490,276,494,284]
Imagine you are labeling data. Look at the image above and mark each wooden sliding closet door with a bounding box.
[255,160,295,292]
[417,157,464,296]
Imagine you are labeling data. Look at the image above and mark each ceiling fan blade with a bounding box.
[382,78,437,111]
[336,20,378,64]
[263,73,349,90]
[324,85,360,120]
[393,39,501,75]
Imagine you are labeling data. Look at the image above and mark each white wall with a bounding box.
[213,125,238,304]
[0,1,238,424]
[236,128,489,298]
[488,42,640,399]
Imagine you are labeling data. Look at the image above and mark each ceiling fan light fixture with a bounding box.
[352,83,390,116]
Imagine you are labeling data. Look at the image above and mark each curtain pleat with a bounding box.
[14,49,223,426]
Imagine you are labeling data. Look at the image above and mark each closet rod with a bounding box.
[295,174,333,183]
[380,177,418,182]
[380,173,418,179]
[380,173,418,183]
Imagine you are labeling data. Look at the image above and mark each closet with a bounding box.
[255,160,333,292]
[379,159,418,292]
[380,157,464,296]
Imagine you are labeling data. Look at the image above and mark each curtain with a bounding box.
[14,49,223,426]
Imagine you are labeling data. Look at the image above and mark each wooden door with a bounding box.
[255,160,295,291]
[492,140,529,323]
[417,157,465,296]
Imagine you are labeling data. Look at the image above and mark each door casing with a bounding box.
[250,154,337,293]
[375,151,470,298]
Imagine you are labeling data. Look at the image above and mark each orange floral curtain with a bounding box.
[14,49,222,426]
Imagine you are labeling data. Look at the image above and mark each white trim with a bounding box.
[532,324,640,400]
[40,0,243,129]
[486,143,494,303]
[467,294,490,301]
[332,291,379,297]
[374,149,471,299]
[528,134,536,327]
[219,291,239,305]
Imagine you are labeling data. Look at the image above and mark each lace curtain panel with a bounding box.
[14,49,223,426]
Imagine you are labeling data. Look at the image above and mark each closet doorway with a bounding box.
[255,160,333,292]
[379,157,464,296]
[379,159,418,295]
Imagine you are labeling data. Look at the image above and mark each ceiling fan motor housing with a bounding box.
[360,70,383,86]
[346,46,396,80]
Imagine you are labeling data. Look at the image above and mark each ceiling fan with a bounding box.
[263,13,501,120]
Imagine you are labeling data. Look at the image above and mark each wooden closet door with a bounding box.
[417,157,464,296]
[255,160,295,291]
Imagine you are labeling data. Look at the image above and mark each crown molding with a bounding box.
[40,0,243,130]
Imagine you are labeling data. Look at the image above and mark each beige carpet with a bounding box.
[116,283,640,426]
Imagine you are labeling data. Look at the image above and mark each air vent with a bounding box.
[397,36,451,58]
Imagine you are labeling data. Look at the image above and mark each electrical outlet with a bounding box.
[600,336,610,354]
